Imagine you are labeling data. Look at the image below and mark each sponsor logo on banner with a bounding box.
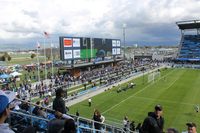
[117,40,121,47]
[112,48,117,55]
[73,50,80,58]
[117,48,121,55]
[112,40,117,47]
[64,50,72,59]
[73,38,80,47]
[64,38,72,47]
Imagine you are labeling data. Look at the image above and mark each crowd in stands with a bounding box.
[0,60,156,102]
[2,60,194,133]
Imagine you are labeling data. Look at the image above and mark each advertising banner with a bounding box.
[64,50,73,59]
[117,40,121,47]
[117,48,121,55]
[64,38,72,47]
[73,49,81,58]
[73,38,80,47]
[112,40,117,47]
[112,48,117,55]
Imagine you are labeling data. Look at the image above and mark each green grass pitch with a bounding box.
[69,68,200,132]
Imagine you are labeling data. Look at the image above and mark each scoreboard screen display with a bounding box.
[59,37,121,61]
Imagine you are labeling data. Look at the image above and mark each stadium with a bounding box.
[1,19,200,133]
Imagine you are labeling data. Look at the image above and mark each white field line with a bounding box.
[133,96,195,106]
[102,69,176,114]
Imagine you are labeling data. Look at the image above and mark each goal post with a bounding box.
[148,72,154,83]
[148,71,161,83]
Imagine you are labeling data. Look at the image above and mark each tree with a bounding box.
[31,54,36,59]
[7,55,11,61]
[0,56,5,61]
[3,52,10,61]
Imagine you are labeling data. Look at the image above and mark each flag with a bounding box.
[37,42,40,49]
[44,31,49,38]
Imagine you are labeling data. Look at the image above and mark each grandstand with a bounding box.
[176,20,200,61]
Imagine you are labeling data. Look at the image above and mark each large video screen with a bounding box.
[59,37,121,60]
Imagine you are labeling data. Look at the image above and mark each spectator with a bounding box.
[167,128,179,133]
[92,109,105,132]
[140,104,164,133]
[186,122,197,133]
[53,88,67,114]
[123,116,128,131]
[0,90,15,133]
[48,111,74,133]
[20,99,30,111]
[130,120,136,131]
[136,123,142,132]
[61,119,76,133]
[76,110,79,117]
[32,101,40,115]
[32,101,47,118]
[48,119,65,133]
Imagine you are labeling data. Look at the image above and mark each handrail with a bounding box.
[10,110,50,122]
[15,98,55,113]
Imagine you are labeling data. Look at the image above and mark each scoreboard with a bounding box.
[59,37,121,61]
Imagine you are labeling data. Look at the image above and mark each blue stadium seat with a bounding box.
[178,35,200,61]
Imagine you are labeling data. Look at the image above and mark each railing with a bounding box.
[9,98,135,133]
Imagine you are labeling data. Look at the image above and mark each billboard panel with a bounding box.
[117,48,121,55]
[112,48,117,55]
[64,38,72,47]
[73,38,80,47]
[117,40,121,47]
[64,50,72,59]
[73,49,81,58]
[112,40,117,47]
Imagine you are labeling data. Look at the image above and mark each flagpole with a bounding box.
[37,43,40,82]
[51,42,54,78]
[44,38,47,80]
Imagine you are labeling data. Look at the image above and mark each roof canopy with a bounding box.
[176,20,200,30]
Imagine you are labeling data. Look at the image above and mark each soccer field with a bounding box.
[69,68,200,132]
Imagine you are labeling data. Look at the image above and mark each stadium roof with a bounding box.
[176,20,200,30]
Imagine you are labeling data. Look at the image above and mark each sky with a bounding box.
[0,0,200,50]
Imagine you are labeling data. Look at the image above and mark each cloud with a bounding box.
[0,0,200,48]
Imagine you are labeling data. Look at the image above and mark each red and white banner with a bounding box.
[64,38,72,47]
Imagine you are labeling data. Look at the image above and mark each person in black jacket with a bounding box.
[92,109,105,133]
[53,88,67,114]
[140,104,164,133]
